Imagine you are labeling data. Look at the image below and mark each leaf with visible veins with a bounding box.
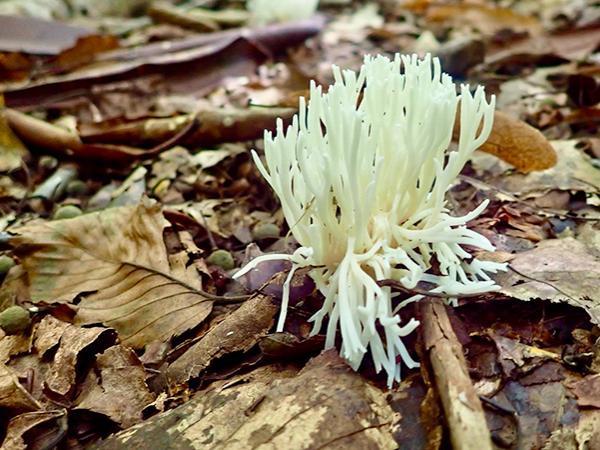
[10,199,213,348]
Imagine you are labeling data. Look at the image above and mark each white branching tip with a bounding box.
[234,53,507,386]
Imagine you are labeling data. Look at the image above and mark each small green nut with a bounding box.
[39,155,58,171]
[0,306,31,334]
[53,205,83,220]
[66,180,88,196]
[206,249,235,270]
[252,222,280,240]
[0,255,15,275]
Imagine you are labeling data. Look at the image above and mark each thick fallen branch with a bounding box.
[5,106,296,164]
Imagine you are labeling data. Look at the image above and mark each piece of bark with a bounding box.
[90,351,398,450]
[420,298,492,450]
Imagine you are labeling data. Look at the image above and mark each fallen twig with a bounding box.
[420,298,493,450]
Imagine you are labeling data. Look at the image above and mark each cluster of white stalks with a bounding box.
[246,0,319,25]
[234,53,507,386]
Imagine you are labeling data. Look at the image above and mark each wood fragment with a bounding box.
[420,298,492,450]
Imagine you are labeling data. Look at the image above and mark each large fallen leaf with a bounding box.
[3,17,325,109]
[490,140,600,196]
[0,15,91,55]
[497,237,600,325]
[10,199,214,348]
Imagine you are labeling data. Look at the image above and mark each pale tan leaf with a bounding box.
[10,199,213,348]
[497,237,600,325]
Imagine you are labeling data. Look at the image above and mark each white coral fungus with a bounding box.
[247,0,319,26]
[235,53,507,386]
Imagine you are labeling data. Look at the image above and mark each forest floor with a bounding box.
[2,1,600,449]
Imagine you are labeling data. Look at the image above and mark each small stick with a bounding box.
[420,298,493,450]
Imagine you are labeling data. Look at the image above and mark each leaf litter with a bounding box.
[1,0,600,449]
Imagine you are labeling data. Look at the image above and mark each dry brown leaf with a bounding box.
[50,35,120,74]
[167,294,278,387]
[10,199,214,348]
[497,237,600,325]
[1,409,67,450]
[34,316,116,398]
[0,363,41,412]
[75,345,155,428]
[425,3,543,36]
[568,374,600,409]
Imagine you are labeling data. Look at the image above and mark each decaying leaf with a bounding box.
[498,237,600,325]
[0,363,41,412]
[10,199,214,348]
[75,345,155,428]
[1,409,67,450]
[34,316,116,398]
[167,294,278,386]
[568,374,600,409]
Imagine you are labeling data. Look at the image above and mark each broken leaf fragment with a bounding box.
[10,199,213,348]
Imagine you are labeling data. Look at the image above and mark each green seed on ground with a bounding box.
[0,306,30,334]
[0,255,15,275]
[206,249,235,270]
[252,222,280,240]
[66,180,88,196]
[53,205,83,220]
